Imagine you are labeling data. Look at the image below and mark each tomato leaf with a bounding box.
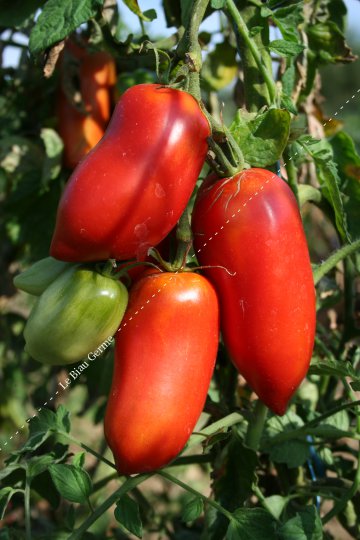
[49,464,93,504]
[182,496,204,522]
[0,487,18,520]
[27,454,56,480]
[307,22,356,64]
[202,41,238,91]
[121,0,157,21]
[296,135,350,242]
[268,39,305,58]
[115,494,143,539]
[19,406,71,453]
[230,108,291,167]
[264,495,289,520]
[262,411,310,468]
[277,506,323,540]
[227,508,278,540]
[29,0,103,55]
[330,131,360,240]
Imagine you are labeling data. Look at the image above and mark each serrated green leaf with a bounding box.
[29,0,103,55]
[115,494,143,539]
[262,411,310,468]
[280,93,298,115]
[49,464,92,504]
[309,355,360,381]
[330,131,360,239]
[269,39,305,58]
[228,508,278,540]
[307,22,356,64]
[21,406,71,453]
[182,497,204,522]
[278,506,323,540]
[122,0,156,21]
[297,136,350,242]
[230,108,291,167]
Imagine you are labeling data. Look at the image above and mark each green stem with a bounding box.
[284,149,299,204]
[322,388,360,524]
[269,400,360,446]
[225,0,276,106]
[159,470,233,521]
[313,239,360,285]
[245,400,268,450]
[56,431,116,470]
[25,473,31,540]
[172,208,193,270]
[188,411,244,447]
[175,0,210,100]
[68,474,151,540]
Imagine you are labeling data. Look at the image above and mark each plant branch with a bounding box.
[313,239,360,285]
[68,474,151,539]
[225,0,276,106]
[159,470,234,521]
[56,430,116,470]
[245,400,268,450]
[24,470,32,540]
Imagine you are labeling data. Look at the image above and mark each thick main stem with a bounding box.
[225,0,276,108]
[245,400,268,450]
[175,0,210,101]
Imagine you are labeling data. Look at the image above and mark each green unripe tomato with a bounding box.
[24,266,128,365]
[14,257,72,296]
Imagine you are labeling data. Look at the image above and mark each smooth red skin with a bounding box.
[57,47,116,169]
[104,272,219,475]
[192,168,316,415]
[51,84,210,262]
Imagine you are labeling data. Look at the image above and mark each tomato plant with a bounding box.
[1,0,360,539]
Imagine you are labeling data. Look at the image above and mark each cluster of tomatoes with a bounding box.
[15,80,316,475]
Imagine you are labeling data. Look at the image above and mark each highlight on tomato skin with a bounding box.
[104,271,219,475]
[50,83,211,263]
[191,167,316,416]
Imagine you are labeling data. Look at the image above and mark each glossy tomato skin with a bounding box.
[57,44,116,169]
[51,84,210,262]
[192,168,316,415]
[104,271,219,475]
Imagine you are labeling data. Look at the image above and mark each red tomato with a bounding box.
[192,168,316,415]
[57,43,116,169]
[51,84,210,262]
[104,271,219,475]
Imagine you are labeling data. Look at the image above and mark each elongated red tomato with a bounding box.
[51,84,210,262]
[192,168,316,415]
[104,271,219,475]
[57,43,116,169]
